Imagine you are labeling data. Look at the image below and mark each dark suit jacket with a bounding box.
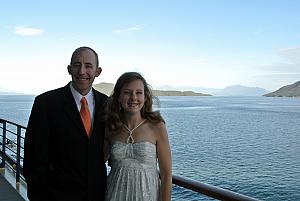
[23,83,107,201]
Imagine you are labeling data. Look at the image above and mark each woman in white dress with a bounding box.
[104,72,172,201]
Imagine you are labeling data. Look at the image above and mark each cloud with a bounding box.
[14,26,44,36]
[258,47,300,73]
[279,47,300,63]
[256,72,300,78]
[250,72,300,91]
[260,62,299,72]
[112,24,147,34]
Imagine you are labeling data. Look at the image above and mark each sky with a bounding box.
[1,0,300,94]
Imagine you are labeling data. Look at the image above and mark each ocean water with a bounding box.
[159,96,300,201]
[1,95,300,201]
[0,95,34,126]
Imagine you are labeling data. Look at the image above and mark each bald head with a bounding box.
[71,46,99,67]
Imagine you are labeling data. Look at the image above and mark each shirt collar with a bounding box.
[69,83,93,106]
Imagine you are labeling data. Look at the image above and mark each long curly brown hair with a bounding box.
[105,72,164,131]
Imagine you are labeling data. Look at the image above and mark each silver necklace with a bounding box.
[123,119,146,144]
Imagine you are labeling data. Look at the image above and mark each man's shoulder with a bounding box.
[35,85,68,101]
[93,88,108,99]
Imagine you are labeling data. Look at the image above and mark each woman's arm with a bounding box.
[156,122,172,201]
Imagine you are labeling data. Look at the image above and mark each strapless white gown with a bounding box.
[105,141,161,201]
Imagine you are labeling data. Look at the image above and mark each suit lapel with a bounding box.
[91,89,105,138]
[62,84,87,137]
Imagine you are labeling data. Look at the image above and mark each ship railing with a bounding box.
[0,118,260,201]
[0,118,26,185]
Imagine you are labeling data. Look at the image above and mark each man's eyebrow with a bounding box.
[72,61,93,65]
[72,61,81,64]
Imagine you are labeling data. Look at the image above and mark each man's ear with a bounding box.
[96,67,102,77]
[67,65,72,75]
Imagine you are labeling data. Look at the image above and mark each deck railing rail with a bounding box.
[0,118,260,201]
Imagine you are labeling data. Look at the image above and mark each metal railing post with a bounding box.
[16,126,21,185]
[0,120,6,168]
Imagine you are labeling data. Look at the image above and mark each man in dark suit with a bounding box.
[23,46,107,201]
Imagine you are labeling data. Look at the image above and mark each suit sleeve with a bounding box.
[23,96,50,201]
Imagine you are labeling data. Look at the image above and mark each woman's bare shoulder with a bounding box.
[146,121,167,139]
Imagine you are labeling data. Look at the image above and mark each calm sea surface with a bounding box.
[1,95,300,201]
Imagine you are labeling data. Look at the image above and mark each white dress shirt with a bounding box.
[69,83,95,128]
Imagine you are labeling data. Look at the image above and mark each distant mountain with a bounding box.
[0,91,27,95]
[93,82,211,96]
[0,86,28,95]
[156,85,221,95]
[152,90,210,96]
[213,85,270,96]
[93,82,114,95]
[155,84,271,96]
[264,81,300,97]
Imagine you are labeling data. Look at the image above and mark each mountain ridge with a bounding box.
[93,82,211,96]
[214,85,270,96]
[156,84,270,96]
[0,83,278,97]
[0,91,29,95]
[264,81,300,97]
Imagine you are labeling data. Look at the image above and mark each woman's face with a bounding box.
[118,79,145,115]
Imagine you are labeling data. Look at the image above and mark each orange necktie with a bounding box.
[80,97,91,137]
